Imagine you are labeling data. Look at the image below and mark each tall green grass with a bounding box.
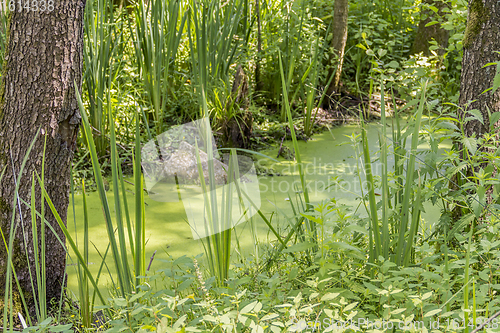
[27,140,47,324]
[279,2,305,122]
[184,0,254,282]
[83,0,119,156]
[1,134,74,329]
[258,51,319,270]
[195,144,235,285]
[1,130,110,331]
[360,80,427,265]
[133,0,187,134]
[76,82,147,296]
[2,84,149,330]
[189,0,245,119]
[278,52,310,211]
[302,27,334,137]
[1,131,39,330]
[71,177,92,328]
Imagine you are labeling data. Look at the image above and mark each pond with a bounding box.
[66,120,450,295]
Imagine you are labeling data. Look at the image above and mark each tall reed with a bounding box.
[27,141,47,323]
[8,84,149,330]
[76,82,147,296]
[184,0,253,282]
[195,145,235,285]
[279,2,305,122]
[189,0,245,118]
[72,177,91,328]
[303,29,334,137]
[83,0,119,156]
[2,131,39,330]
[360,80,427,265]
[257,51,319,270]
[394,82,426,266]
[133,0,187,134]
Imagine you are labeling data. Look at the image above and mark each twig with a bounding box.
[277,134,286,158]
[90,125,128,151]
[123,189,148,206]
[123,179,155,195]
[147,250,157,272]
[471,310,500,333]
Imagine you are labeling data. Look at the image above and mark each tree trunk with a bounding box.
[453,0,500,223]
[460,0,500,137]
[222,65,252,149]
[411,0,449,55]
[325,0,348,101]
[0,1,85,316]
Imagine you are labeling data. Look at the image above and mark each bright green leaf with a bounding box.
[425,21,439,27]
[424,309,442,317]
[466,109,484,125]
[321,293,340,302]
[356,43,367,50]
[283,242,315,253]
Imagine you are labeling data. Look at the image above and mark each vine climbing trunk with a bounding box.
[0,1,85,315]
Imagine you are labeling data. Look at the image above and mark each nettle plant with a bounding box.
[427,105,500,239]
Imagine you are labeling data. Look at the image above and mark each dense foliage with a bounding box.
[2,0,500,332]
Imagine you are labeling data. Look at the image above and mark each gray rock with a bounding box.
[162,141,228,186]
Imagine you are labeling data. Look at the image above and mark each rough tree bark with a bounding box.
[460,0,500,137]
[450,0,500,224]
[325,0,348,100]
[411,0,449,55]
[0,1,85,314]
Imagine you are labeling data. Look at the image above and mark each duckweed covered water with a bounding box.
[66,122,450,294]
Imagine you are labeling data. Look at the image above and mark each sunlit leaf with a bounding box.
[283,242,315,253]
[461,137,478,155]
[425,21,439,27]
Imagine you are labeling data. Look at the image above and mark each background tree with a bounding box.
[459,0,500,137]
[0,2,85,314]
[411,0,449,55]
[325,0,348,100]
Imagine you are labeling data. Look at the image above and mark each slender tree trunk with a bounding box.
[460,0,500,137]
[325,0,348,101]
[0,1,85,315]
[411,0,449,55]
